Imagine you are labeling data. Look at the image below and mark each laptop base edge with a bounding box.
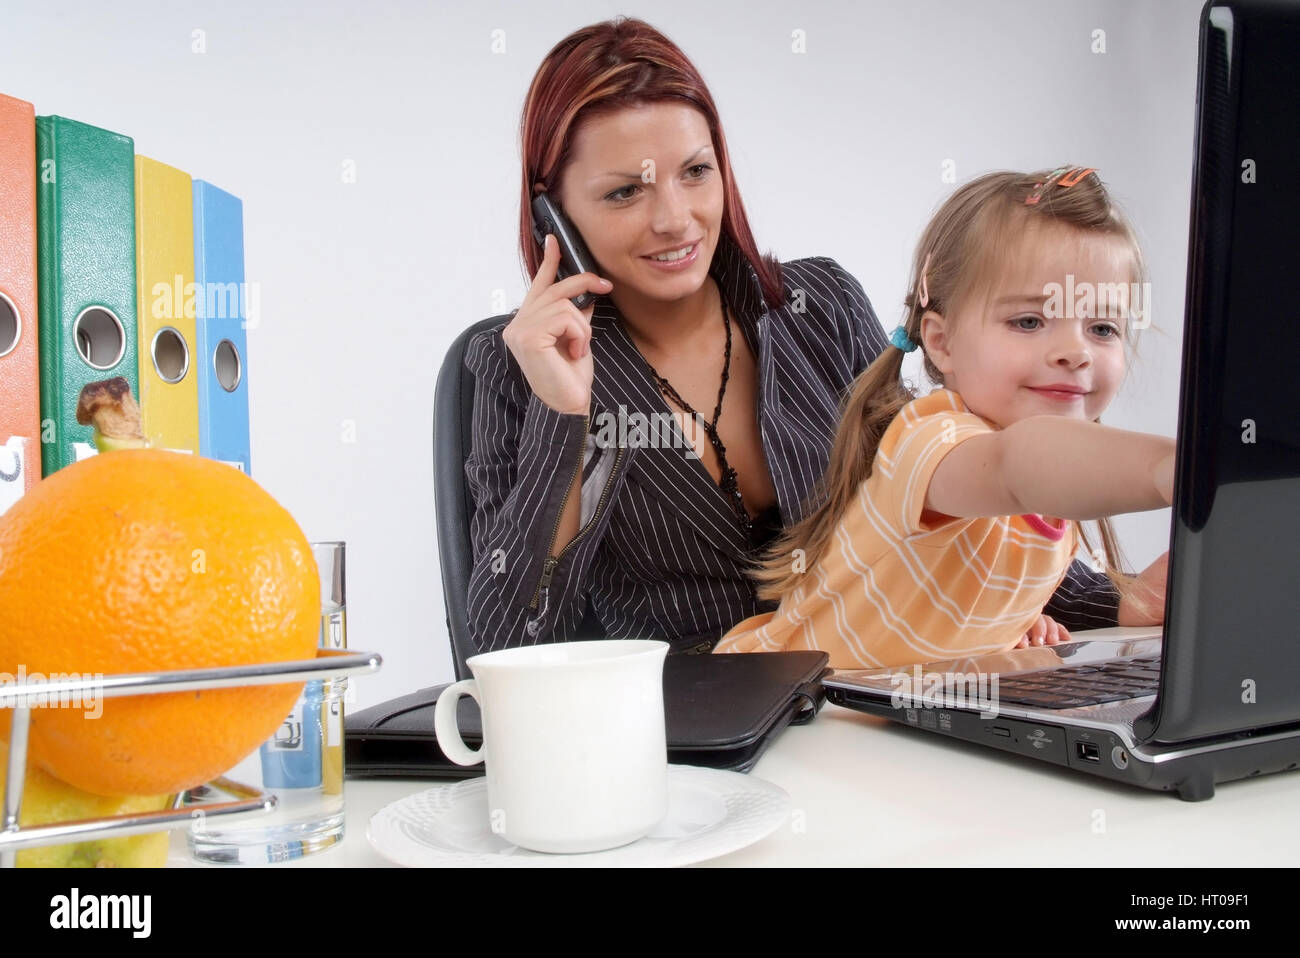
[826,689,1300,802]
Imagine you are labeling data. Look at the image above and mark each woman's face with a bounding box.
[551,102,725,306]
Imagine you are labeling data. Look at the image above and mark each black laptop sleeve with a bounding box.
[345,650,830,778]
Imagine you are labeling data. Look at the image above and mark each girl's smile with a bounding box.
[1025,384,1090,402]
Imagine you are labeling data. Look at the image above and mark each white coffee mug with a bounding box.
[434,639,670,853]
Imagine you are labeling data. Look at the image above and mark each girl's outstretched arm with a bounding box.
[926,416,1175,520]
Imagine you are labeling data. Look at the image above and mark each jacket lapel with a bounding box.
[585,234,787,563]
[588,302,750,562]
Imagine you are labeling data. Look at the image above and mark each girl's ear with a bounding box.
[920,309,955,375]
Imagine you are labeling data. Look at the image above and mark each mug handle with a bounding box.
[434,679,484,766]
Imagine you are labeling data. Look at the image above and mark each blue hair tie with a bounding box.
[890,326,918,353]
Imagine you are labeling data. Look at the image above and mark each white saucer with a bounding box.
[366,764,790,867]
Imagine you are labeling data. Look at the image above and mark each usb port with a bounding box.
[1076,742,1102,764]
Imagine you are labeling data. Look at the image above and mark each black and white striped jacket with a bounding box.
[462,234,1120,654]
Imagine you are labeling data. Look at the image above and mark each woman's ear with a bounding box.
[920,309,955,376]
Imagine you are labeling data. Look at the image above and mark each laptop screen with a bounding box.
[1139,0,1300,743]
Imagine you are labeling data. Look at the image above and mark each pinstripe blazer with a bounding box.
[462,233,1120,654]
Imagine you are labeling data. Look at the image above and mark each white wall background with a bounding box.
[1,0,1206,708]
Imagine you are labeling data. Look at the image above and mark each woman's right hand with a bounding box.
[501,233,612,416]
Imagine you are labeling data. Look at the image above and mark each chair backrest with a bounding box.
[434,316,509,679]
[433,316,603,680]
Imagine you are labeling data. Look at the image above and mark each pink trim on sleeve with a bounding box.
[1020,513,1068,540]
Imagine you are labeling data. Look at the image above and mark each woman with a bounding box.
[463,17,1163,655]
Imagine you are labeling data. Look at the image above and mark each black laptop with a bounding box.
[346,650,829,777]
[824,0,1300,801]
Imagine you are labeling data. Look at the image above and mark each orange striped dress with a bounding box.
[715,388,1079,668]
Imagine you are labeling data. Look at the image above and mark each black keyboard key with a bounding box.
[996,692,1066,707]
[1037,694,1102,708]
[985,659,1163,709]
[1068,679,1133,692]
[1092,685,1153,697]
[997,691,1117,709]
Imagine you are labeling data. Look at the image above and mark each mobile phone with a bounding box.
[531,193,601,310]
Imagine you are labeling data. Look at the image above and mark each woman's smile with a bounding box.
[641,240,702,271]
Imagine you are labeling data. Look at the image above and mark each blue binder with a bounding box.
[191,180,251,473]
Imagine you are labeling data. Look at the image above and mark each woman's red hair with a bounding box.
[517,17,784,309]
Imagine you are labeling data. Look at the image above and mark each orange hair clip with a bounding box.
[1057,167,1096,187]
[1025,167,1097,205]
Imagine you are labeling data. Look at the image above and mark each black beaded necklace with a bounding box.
[641,286,753,539]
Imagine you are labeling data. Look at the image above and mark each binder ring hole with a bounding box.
[214,339,242,393]
[0,291,19,359]
[73,307,126,370]
[151,326,190,384]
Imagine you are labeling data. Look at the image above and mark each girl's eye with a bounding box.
[1091,322,1122,339]
[605,164,713,203]
[1011,315,1042,331]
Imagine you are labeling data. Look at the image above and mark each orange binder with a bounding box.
[0,93,39,514]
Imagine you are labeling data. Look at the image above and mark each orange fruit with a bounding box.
[0,448,320,797]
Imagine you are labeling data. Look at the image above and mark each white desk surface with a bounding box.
[167,629,1300,868]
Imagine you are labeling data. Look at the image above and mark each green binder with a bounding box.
[36,116,138,476]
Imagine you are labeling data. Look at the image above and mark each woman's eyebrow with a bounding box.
[594,144,715,180]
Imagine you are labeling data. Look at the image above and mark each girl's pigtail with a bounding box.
[752,303,924,600]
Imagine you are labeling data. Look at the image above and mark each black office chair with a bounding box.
[433,316,603,679]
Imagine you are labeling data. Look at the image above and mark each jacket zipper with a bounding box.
[527,422,625,622]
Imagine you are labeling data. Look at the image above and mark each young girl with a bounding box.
[715,167,1175,670]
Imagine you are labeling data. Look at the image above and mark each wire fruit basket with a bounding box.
[0,648,381,866]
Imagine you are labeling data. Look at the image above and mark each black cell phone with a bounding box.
[531,193,601,310]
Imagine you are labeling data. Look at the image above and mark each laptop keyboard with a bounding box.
[993,656,1162,709]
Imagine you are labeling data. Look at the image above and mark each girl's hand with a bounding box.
[1013,613,1072,649]
[501,233,612,416]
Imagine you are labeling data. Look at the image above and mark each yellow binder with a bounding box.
[134,155,199,453]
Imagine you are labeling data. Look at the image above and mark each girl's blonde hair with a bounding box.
[755,168,1148,607]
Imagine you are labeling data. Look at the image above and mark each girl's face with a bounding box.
[920,220,1134,430]
[550,102,725,306]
